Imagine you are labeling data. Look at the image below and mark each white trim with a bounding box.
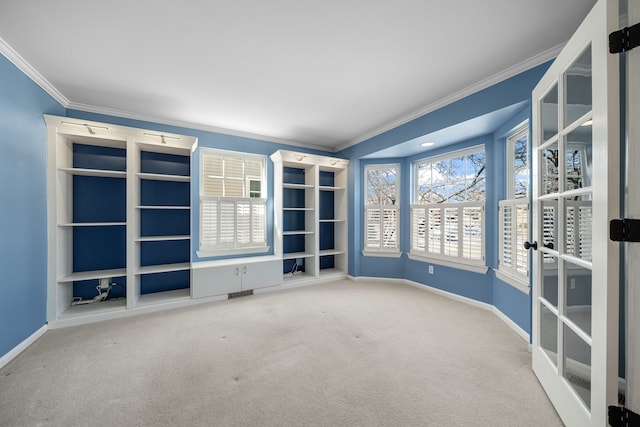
[494,269,530,295]
[407,252,489,274]
[0,325,48,370]
[0,36,68,106]
[364,163,401,252]
[336,42,565,152]
[47,294,228,329]
[492,306,530,342]
[361,250,403,258]
[402,279,493,311]
[348,275,529,343]
[192,255,279,269]
[196,245,270,258]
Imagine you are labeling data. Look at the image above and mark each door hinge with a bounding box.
[609,22,640,53]
[610,219,640,242]
[608,406,640,427]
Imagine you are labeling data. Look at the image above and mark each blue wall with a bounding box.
[0,54,65,359]
[343,62,552,334]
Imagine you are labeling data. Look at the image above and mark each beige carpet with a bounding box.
[0,280,563,426]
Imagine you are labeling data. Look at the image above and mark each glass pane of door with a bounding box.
[565,46,593,127]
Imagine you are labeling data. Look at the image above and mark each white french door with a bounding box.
[531,0,620,425]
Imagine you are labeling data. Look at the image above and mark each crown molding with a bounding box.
[0,36,69,107]
[336,42,566,153]
[66,102,333,153]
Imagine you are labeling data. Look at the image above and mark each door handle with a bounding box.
[524,241,538,250]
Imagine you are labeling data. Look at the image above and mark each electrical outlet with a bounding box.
[570,278,575,289]
[428,266,434,274]
[99,277,110,290]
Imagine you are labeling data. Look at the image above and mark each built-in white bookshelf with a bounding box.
[45,115,197,327]
[270,150,349,283]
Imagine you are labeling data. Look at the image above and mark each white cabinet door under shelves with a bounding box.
[192,258,281,298]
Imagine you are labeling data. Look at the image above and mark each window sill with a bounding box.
[196,245,270,259]
[362,250,403,258]
[494,269,530,295]
[407,253,489,274]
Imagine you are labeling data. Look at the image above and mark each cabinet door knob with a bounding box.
[243,266,247,274]
[235,267,239,276]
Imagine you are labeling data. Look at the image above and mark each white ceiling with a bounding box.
[0,0,596,152]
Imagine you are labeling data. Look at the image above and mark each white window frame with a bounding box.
[363,163,401,258]
[197,148,269,257]
[497,125,530,292]
[409,146,487,273]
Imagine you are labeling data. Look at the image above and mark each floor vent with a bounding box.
[566,374,626,405]
[229,290,253,299]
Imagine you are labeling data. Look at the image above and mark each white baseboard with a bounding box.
[403,279,494,312]
[349,275,530,343]
[0,324,48,370]
[492,306,530,342]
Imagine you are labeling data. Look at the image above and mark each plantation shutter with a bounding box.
[382,208,399,248]
[365,208,381,249]
[498,199,529,279]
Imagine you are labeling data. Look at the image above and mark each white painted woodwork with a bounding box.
[270,150,349,283]
[626,0,640,414]
[191,257,281,298]
[45,115,197,327]
[531,0,621,425]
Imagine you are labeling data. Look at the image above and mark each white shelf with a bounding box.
[137,172,190,182]
[136,205,190,210]
[283,271,315,282]
[319,249,345,257]
[59,299,127,319]
[319,219,345,223]
[283,207,314,211]
[59,222,126,227]
[283,183,314,189]
[319,268,347,278]
[137,262,191,275]
[59,268,127,282]
[58,167,126,178]
[318,186,346,191]
[136,235,190,242]
[137,288,191,306]
[283,230,314,235]
[283,252,315,260]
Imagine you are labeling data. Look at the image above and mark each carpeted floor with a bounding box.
[0,280,563,426]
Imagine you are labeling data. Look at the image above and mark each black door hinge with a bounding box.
[610,219,640,242]
[609,22,640,53]
[609,406,640,427]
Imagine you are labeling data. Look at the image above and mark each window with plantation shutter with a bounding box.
[499,199,529,280]
[497,125,530,288]
[409,146,486,271]
[363,164,400,257]
[198,149,268,256]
